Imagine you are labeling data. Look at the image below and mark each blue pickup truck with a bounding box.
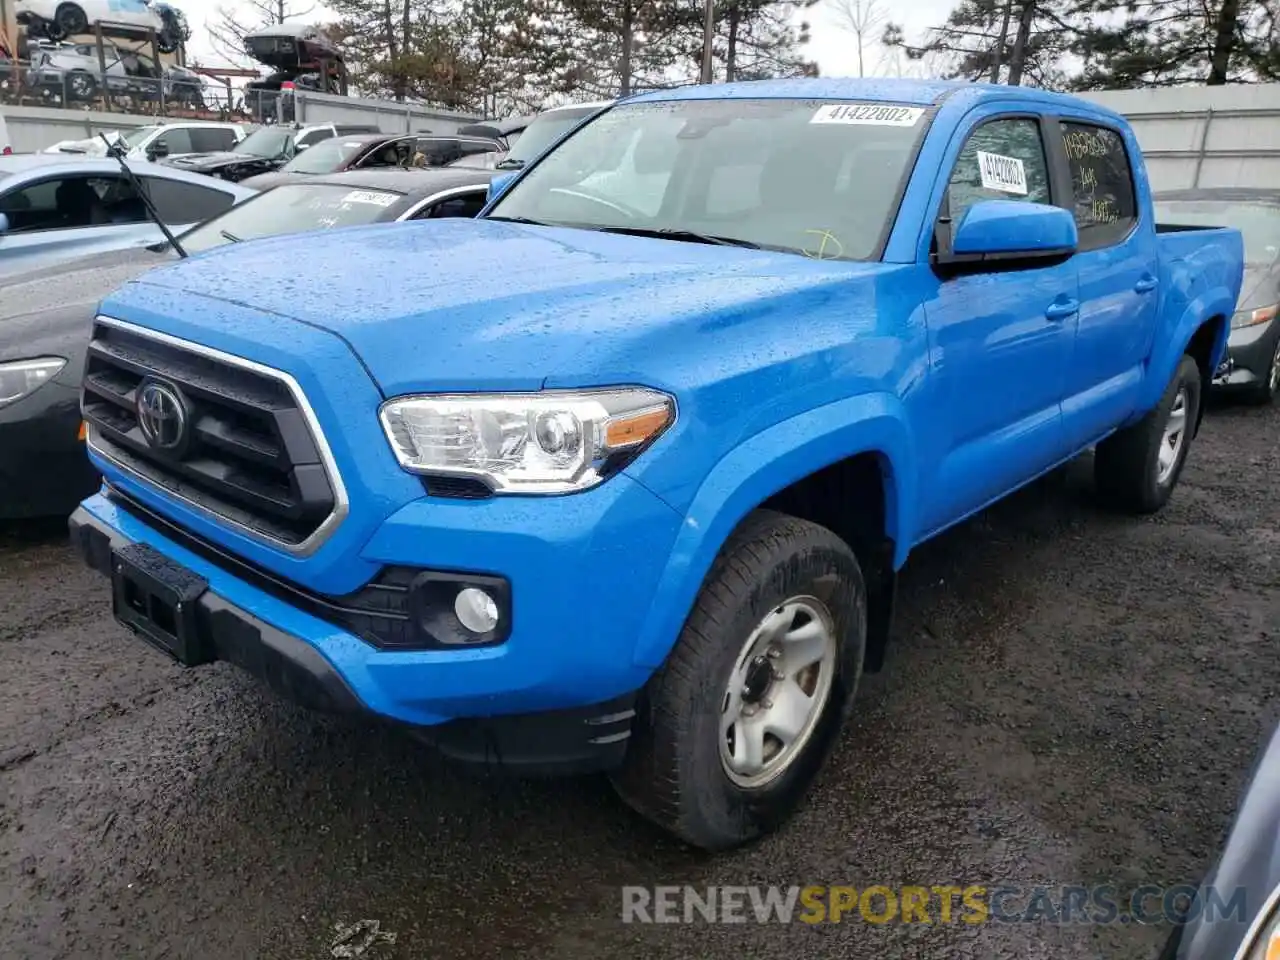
[68,78,1243,851]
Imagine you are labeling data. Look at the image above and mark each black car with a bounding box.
[159,122,379,183]
[1155,188,1280,404]
[0,166,496,520]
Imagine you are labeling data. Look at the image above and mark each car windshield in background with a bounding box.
[282,138,367,173]
[1155,199,1280,265]
[178,183,404,254]
[234,127,292,158]
[487,98,927,261]
[499,108,600,168]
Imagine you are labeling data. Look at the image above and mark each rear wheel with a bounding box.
[611,510,866,851]
[1095,354,1202,513]
[54,2,87,36]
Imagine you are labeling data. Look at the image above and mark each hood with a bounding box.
[1236,263,1280,311]
[104,218,893,396]
[165,151,273,172]
[0,245,175,371]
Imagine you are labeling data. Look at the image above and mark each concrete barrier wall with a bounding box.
[1078,83,1280,191]
[3,103,158,152]
[292,91,480,134]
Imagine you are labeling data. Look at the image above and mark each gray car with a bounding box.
[24,41,184,104]
[1159,720,1280,960]
[1155,189,1280,403]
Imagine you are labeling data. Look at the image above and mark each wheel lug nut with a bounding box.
[760,698,772,710]
[767,647,781,659]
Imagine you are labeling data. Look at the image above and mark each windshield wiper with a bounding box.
[220,230,242,243]
[99,133,187,259]
[595,226,760,249]
[486,215,551,226]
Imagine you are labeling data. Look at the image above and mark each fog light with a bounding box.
[454,587,499,634]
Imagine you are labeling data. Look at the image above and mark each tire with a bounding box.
[66,71,95,102]
[1095,354,1202,514]
[611,509,866,851]
[54,2,87,36]
[1242,336,1280,406]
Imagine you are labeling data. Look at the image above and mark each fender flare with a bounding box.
[630,392,917,669]
[1136,288,1233,417]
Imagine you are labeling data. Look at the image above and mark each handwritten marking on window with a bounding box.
[802,230,845,260]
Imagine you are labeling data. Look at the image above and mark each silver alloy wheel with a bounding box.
[1157,387,1189,486]
[719,596,838,790]
[1269,340,1280,396]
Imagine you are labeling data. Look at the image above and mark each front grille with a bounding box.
[82,321,338,548]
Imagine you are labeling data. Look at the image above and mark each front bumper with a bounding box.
[69,494,650,775]
[0,381,98,520]
[1215,317,1280,389]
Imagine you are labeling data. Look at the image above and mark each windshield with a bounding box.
[234,127,293,158]
[488,98,927,261]
[121,126,160,148]
[178,183,404,254]
[1155,199,1280,265]
[281,138,366,173]
[499,108,600,168]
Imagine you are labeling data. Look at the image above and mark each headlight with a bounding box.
[1233,304,1278,330]
[379,388,676,494]
[0,357,65,407]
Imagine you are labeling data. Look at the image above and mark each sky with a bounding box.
[180,0,957,82]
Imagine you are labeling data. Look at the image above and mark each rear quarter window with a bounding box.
[1061,122,1138,250]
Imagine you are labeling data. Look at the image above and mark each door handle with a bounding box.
[1045,299,1079,322]
[1134,276,1158,293]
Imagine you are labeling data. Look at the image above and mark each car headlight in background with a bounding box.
[0,357,65,407]
[380,388,676,494]
[1233,304,1278,330]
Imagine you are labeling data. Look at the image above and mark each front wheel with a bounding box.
[1243,336,1280,405]
[1095,354,1202,513]
[611,510,866,851]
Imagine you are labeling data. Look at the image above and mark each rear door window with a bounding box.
[189,127,238,153]
[1060,121,1138,250]
[141,178,237,223]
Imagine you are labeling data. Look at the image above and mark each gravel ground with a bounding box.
[1,397,1277,960]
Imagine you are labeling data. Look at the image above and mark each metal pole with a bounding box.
[1191,107,1214,189]
[700,0,714,84]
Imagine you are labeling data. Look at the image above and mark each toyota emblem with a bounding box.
[136,379,188,452]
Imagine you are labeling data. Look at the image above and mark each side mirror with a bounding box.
[0,212,9,234]
[147,140,169,159]
[294,141,310,152]
[945,200,1078,267]
[487,170,517,204]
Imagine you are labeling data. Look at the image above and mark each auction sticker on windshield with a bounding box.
[810,104,925,126]
[341,190,399,207]
[977,151,1028,195]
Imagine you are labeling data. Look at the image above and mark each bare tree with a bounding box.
[206,0,317,66]
[828,0,886,76]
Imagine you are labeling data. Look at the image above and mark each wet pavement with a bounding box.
[2,397,1277,960]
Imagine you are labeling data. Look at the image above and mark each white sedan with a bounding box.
[15,0,188,53]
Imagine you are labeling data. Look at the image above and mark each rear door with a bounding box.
[1047,117,1158,450]
[916,110,1080,535]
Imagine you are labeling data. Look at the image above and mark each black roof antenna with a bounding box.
[98,133,188,259]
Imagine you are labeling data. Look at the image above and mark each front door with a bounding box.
[917,112,1080,536]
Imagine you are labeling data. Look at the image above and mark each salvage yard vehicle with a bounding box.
[451,100,613,171]
[1155,188,1280,404]
[159,122,379,182]
[0,154,254,278]
[0,166,493,521]
[239,132,501,190]
[43,121,248,160]
[14,0,189,53]
[68,78,1244,851]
